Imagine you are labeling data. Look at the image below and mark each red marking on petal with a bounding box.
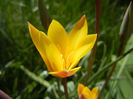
[76,15,86,29]
[53,70,75,78]
[79,94,86,99]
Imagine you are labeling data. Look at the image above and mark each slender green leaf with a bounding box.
[20,65,50,88]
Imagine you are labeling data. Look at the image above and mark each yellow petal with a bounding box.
[82,87,98,99]
[78,83,85,96]
[68,34,97,70]
[45,44,64,72]
[49,66,81,78]
[92,87,99,99]
[92,87,98,94]
[82,87,92,99]
[69,15,88,50]
[78,83,98,99]
[28,22,52,71]
[28,22,64,72]
[48,20,68,55]
[76,34,97,49]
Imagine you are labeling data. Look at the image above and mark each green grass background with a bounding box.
[0,0,133,99]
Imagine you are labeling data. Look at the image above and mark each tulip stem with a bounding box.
[88,0,101,71]
[38,0,51,30]
[62,78,69,99]
[56,78,61,97]
[84,0,101,85]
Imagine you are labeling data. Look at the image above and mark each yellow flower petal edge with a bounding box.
[78,83,99,99]
[69,15,88,50]
[28,15,97,78]
[68,34,97,70]
[48,19,68,56]
[28,23,64,72]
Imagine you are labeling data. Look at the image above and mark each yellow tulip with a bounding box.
[28,15,97,78]
[78,83,98,99]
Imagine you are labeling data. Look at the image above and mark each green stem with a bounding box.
[56,78,61,97]
[62,78,69,99]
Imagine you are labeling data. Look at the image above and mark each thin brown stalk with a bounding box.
[62,78,69,99]
[100,45,122,94]
[38,0,51,30]
[56,78,61,97]
[87,0,101,77]
[100,1,133,95]
[100,42,124,94]
[87,42,97,76]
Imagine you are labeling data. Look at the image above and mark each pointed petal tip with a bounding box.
[28,22,32,33]
[92,87,99,97]
[28,22,41,33]
[94,33,98,37]
[74,15,87,30]
[27,22,35,34]
[92,87,99,92]
[27,22,34,30]
[91,33,98,39]
[27,22,30,27]
[79,15,86,23]
[78,83,85,88]
[93,33,97,36]
[27,22,32,27]
[27,21,30,24]
[68,65,81,71]
[82,15,86,18]
[51,19,56,23]
[78,83,83,85]
[50,19,59,25]
[78,83,85,97]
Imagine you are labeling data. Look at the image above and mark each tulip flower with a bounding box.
[28,15,97,78]
[78,83,98,99]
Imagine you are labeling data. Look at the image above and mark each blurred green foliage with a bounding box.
[0,0,132,99]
